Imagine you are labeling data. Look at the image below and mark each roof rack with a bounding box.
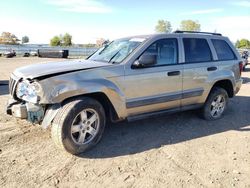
[173,30,222,36]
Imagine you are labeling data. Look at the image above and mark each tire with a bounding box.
[51,97,106,155]
[201,87,228,120]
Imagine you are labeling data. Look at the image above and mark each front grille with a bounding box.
[9,75,18,97]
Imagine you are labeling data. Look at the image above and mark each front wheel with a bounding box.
[51,97,106,155]
[201,87,228,120]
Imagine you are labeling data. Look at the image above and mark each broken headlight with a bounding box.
[16,80,41,103]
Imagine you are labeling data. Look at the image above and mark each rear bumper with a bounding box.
[234,78,243,95]
[6,99,44,124]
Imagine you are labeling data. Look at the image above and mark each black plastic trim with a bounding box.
[174,30,222,36]
[126,89,204,108]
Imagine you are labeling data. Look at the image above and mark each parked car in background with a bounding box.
[30,51,38,56]
[241,50,249,70]
[23,52,30,57]
[4,50,16,58]
[6,31,243,155]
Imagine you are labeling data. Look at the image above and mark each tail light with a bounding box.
[239,61,243,76]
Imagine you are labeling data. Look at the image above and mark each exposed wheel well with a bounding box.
[62,92,119,122]
[212,80,234,98]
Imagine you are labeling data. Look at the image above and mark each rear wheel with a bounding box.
[51,97,106,155]
[201,87,228,120]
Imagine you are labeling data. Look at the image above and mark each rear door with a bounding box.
[181,37,218,107]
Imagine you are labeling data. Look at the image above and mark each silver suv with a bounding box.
[6,31,243,154]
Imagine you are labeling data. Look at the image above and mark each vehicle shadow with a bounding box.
[81,96,250,159]
[0,80,9,95]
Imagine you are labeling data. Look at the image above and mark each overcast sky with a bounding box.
[0,0,249,43]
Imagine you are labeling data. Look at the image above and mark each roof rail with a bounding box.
[173,30,222,36]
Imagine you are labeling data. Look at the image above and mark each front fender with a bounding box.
[40,78,127,119]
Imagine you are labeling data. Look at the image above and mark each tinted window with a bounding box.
[212,39,236,61]
[183,38,212,63]
[142,39,178,66]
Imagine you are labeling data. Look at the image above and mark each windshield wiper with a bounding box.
[108,47,124,64]
[98,42,113,55]
[98,46,108,55]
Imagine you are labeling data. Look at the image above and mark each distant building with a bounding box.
[96,38,109,47]
[96,38,105,47]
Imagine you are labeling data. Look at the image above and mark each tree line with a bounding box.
[154,19,250,49]
[235,39,250,49]
[0,20,249,49]
[50,33,72,46]
[0,32,29,44]
[155,19,201,33]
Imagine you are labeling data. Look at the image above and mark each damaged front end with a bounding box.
[6,73,60,129]
[6,99,44,123]
[6,98,60,129]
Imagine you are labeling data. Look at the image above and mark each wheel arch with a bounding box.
[211,79,234,98]
[62,92,121,122]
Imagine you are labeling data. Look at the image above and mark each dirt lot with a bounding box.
[0,57,250,188]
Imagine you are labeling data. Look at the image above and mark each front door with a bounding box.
[124,38,183,116]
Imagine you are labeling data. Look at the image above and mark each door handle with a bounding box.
[167,71,180,76]
[207,67,217,71]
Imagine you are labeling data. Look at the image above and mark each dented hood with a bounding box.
[13,59,112,79]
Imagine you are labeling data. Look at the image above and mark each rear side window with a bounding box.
[183,38,212,63]
[212,39,236,61]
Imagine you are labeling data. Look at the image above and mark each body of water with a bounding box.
[0,44,98,57]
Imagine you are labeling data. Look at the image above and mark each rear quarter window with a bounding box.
[212,39,236,61]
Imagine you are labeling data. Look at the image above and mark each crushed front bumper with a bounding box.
[6,99,44,124]
[6,98,61,129]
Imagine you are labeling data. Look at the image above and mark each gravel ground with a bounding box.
[0,57,250,188]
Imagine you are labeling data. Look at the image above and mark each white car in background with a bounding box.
[30,51,38,56]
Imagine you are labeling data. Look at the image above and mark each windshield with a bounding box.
[89,38,146,64]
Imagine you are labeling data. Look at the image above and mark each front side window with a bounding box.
[183,38,212,63]
[212,39,236,61]
[141,38,178,66]
[89,38,146,64]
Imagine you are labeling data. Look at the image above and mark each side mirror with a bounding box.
[132,54,156,68]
